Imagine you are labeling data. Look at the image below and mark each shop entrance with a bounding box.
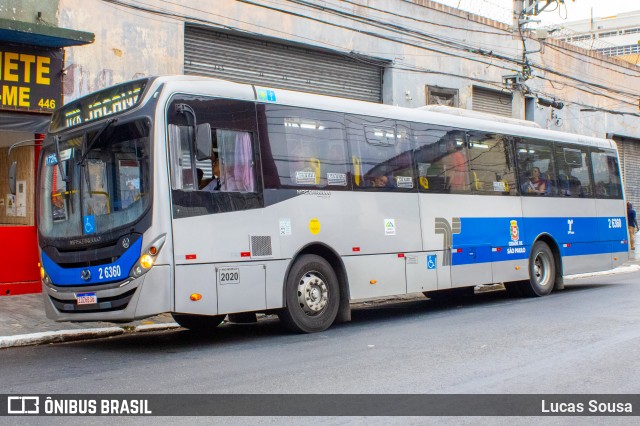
[0,129,43,295]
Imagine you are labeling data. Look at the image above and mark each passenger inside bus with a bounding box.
[197,168,209,190]
[522,166,548,195]
[371,174,391,188]
[203,155,223,191]
[557,170,584,197]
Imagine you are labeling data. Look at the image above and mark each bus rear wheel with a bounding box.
[171,313,226,331]
[279,254,340,333]
[521,241,556,297]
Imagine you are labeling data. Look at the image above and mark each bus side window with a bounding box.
[412,124,468,194]
[555,146,593,198]
[168,97,262,218]
[591,149,622,199]
[214,129,256,192]
[347,115,414,192]
[515,138,556,196]
[261,106,348,189]
[467,132,515,195]
[168,124,196,190]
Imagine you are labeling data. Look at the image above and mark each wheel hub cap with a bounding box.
[534,252,550,287]
[297,272,329,316]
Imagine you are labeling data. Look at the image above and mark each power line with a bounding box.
[336,0,514,37]
[99,0,640,114]
[238,0,526,69]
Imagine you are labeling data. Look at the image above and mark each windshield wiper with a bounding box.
[77,117,118,167]
[54,135,70,184]
[81,133,93,197]
[52,135,76,214]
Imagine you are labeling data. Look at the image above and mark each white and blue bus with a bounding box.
[36,76,629,333]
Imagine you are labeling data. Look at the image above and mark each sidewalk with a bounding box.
[0,292,179,349]
[1,252,639,349]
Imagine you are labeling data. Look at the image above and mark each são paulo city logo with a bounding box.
[510,220,519,242]
[507,220,526,255]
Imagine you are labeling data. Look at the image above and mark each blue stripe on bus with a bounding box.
[451,216,627,266]
[41,216,627,277]
[42,238,142,286]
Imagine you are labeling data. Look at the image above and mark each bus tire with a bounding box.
[171,313,225,331]
[521,241,556,297]
[279,254,340,333]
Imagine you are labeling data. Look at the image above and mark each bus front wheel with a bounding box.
[279,254,340,333]
[522,241,556,297]
[171,313,226,331]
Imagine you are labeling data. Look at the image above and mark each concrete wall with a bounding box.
[58,0,183,99]
[50,0,638,141]
[0,0,59,24]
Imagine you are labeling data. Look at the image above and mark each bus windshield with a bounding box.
[38,118,151,240]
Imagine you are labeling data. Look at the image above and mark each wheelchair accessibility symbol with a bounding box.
[427,255,437,270]
[83,215,95,234]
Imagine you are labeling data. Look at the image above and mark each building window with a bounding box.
[598,31,617,38]
[572,35,592,42]
[426,86,459,107]
[596,44,640,57]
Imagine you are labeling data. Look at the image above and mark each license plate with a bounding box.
[76,292,98,305]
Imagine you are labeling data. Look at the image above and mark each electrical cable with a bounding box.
[99,0,640,116]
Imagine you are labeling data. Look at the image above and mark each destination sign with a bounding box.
[49,78,150,132]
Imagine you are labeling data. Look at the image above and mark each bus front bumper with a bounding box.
[42,265,171,323]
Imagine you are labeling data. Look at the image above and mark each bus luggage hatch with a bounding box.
[450,245,493,287]
[216,264,266,314]
[405,252,445,293]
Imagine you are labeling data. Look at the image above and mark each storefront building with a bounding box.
[0,17,93,295]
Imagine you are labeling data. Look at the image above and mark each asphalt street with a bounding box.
[2,266,640,395]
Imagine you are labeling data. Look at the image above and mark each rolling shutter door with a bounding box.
[472,86,513,117]
[184,25,384,103]
[615,136,640,208]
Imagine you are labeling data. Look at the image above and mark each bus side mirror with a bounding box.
[8,161,17,195]
[195,123,212,161]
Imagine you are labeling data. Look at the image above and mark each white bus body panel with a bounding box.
[343,254,407,299]
[171,190,423,313]
[405,252,440,293]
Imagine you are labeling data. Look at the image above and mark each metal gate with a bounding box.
[615,135,640,208]
[184,25,384,103]
[472,86,513,117]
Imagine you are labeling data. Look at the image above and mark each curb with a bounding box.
[564,264,640,280]
[0,323,180,349]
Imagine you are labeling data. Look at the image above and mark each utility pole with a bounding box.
[513,0,523,36]
[508,1,565,122]
[508,1,562,89]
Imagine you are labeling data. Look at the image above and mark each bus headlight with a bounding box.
[40,267,52,285]
[140,254,154,269]
[129,234,166,279]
